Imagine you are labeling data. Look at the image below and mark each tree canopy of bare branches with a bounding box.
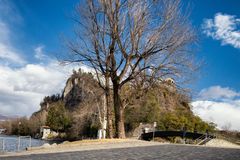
[65,0,197,138]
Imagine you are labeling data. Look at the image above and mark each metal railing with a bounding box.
[0,136,32,153]
[17,136,32,151]
[195,134,215,145]
[0,138,5,152]
[195,135,206,145]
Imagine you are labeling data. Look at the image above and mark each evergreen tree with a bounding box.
[46,101,72,132]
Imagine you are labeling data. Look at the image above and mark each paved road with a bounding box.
[1,145,240,160]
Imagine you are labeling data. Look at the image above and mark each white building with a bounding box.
[0,128,6,134]
[40,126,51,139]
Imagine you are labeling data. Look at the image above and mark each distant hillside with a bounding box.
[0,114,15,121]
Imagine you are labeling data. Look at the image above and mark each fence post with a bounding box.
[153,122,157,141]
[29,136,31,148]
[2,139,4,152]
[0,139,3,152]
[17,136,20,151]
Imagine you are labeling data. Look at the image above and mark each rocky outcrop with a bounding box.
[63,69,103,110]
[31,69,103,125]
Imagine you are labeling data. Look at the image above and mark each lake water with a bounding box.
[0,135,46,152]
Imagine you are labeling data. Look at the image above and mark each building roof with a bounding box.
[41,125,50,129]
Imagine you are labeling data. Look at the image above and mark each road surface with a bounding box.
[1,144,240,160]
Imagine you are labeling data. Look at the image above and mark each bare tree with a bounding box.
[222,122,232,131]
[65,0,197,138]
[96,94,107,139]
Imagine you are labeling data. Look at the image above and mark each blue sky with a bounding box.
[189,0,240,93]
[0,0,240,130]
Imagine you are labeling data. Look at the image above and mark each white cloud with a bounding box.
[0,43,26,65]
[202,13,240,48]
[0,61,87,117]
[192,100,240,131]
[0,1,82,117]
[0,22,10,42]
[34,45,49,60]
[0,22,25,64]
[198,85,240,100]
[0,0,23,25]
[0,1,25,65]
[0,1,95,117]
[192,86,240,131]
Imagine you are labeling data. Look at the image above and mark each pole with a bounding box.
[153,122,157,141]
[29,136,31,148]
[153,127,155,141]
[2,139,4,152]
[17,136,20,151]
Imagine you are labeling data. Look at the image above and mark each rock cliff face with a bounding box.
[63,69,102,110]
[30,70,104,136]
[34,68,189,116]
[158,84,190,112]
[31,69,102,121]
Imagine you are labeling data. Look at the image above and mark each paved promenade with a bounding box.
[1,144,240,160]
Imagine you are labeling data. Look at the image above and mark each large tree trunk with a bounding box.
[113,82,125,138]
[105,76,114,138]
[106,90,114,138]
